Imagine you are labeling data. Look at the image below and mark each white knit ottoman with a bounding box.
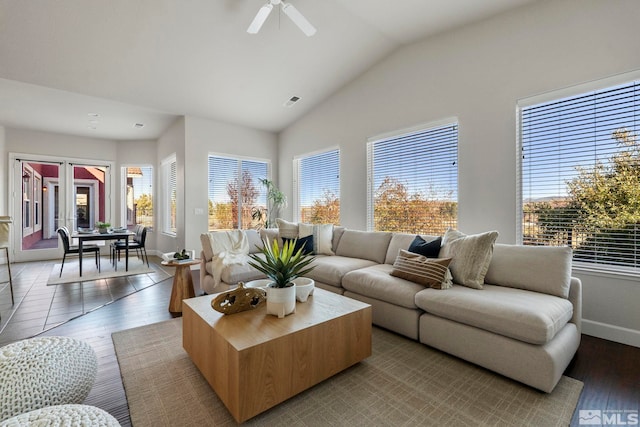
[0,337,98,422]
[0,404,120,427]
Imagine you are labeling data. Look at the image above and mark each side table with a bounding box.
[162,259,200,314]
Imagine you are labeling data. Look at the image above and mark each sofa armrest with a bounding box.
[568,277,582,334]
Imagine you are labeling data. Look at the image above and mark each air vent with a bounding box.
[134,123,145,129]
[283,96,301,108]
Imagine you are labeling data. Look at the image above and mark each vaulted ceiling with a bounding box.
[0,0,536,140]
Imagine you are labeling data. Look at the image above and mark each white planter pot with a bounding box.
[266,286,296,318]
[293,277,315,302]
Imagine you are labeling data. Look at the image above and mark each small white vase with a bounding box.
[266,286,296,318]
[293,277,315,302]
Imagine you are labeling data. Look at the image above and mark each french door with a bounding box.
[10,154,113,262]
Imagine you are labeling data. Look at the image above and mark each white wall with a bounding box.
[278,0,640,346]
[183,116,278,253]
[156,117,185,254]
[0,126,6,215]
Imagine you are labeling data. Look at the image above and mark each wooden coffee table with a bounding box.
[182,287,372,423]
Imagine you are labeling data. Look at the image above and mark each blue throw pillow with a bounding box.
[408,235,442,258]
[283,235,314,255]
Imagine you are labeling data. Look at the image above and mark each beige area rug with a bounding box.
[113,318,583,427]
[47,256,155,285]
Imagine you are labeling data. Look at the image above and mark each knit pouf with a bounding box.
[0,337,98,422]
[0,404,120,427]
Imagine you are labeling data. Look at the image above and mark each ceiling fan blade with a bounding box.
[282,3,316,37]
[247,3,274,34]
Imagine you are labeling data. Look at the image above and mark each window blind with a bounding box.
[367,122,458,234]
[295,149,340,224]
[208,155,268,230]
[521,80,640,270]
[168,160,176,234]
[124,166,153,230]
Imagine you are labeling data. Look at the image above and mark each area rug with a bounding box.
[113,318,583,426]
[47,257,155,285]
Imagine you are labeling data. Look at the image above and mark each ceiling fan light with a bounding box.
[282,3,316,37]
[247,3,274,34]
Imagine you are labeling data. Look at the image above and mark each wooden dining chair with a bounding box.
[57,227,101,277]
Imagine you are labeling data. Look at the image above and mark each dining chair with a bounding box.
[0,216,14,305]
[112,226,149,269]
[57,227,101,277]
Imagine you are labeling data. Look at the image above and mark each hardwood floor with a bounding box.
[1,259,638,426]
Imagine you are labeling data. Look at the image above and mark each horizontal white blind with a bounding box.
[296,149,340,224]
[521,80,640,269]
[208,156,267,230]
[168,160,176,234]
[367,123,458,234]
[125,166,153,230]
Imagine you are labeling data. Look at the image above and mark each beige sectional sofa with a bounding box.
[199,226,581,393]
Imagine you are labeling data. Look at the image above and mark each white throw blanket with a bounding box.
[209,230,250,287]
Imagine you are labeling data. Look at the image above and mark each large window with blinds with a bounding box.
[293,148,340,224]
[367,120,458,234]
[161,155,176,235]
[121,166,153,230]
[520,78,640,271]
[208,155,268,230]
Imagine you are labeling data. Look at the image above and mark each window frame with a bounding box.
[292,146,341,224]
[161,154,177,236]
[207,153,271,231]
[366,118,459,234]
[516,69,640,275]
[120,164,154,231]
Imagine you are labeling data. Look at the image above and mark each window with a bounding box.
[122,166,153,230]
[519,78,640,271]
[367,120,458,234]
[293,148,340,224]
[208,155,268,230]
[161,155,177,235]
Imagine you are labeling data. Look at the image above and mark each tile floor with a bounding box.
[0,256,172,345]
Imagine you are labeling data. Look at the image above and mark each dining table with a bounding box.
[72,230,136,277]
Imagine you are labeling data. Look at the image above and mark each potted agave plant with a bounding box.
[248,238,315,318]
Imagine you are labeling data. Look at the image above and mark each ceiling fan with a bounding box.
[247,0,316,37]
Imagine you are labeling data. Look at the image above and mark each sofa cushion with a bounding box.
[484,244,572,298]
[305,255,377,287]
[259,228,280,247]
[200,233,214,261]
[336,230,392,264]
[205,253,267,285]
[332,226,346,253]
[414,284,573,345]
[390,250,452,289]
[246,229,263,254]
[343,264,425,309]
[439,229,499,289]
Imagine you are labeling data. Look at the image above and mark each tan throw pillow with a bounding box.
[276,218,299,239]
[391,249,453,289]
[439,228,499,289]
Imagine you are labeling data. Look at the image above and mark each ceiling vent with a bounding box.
[283,96,300,108]
[134,123,144,128]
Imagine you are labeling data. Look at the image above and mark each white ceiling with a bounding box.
[0,0,536,140]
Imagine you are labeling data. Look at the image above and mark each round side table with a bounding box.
[162,259,200,314]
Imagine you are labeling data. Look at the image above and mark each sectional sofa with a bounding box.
[199,226,581,393]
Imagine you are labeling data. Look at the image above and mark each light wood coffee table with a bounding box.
[182,287,372,423]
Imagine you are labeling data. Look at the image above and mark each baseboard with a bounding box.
[582,319,640,348]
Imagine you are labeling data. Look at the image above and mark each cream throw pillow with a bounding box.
[299,223,335,255]
[276,218,299,239]
[439,229,499,289]
[391,250,452,289]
